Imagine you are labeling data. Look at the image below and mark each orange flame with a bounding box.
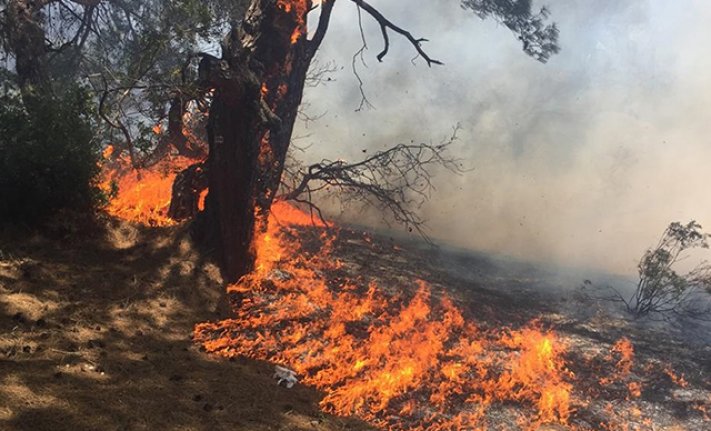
[194,203,576,429]
[99,147,198,226]
[98,152,707,430]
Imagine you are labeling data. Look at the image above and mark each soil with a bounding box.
[1,218,710,430]
[0,219,371,431]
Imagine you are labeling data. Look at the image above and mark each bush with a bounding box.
[0,89,101,224]
[625,221,711,319]
[584,221,711,320]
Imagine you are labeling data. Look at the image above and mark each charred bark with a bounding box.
[168,162,208,221]
[190,0,333,283]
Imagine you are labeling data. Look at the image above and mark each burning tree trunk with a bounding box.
[178,0,557,284]
[193,0,333,282]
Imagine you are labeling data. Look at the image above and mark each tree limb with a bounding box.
[349,0,443,66]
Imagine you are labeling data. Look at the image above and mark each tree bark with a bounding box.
[190,0,332,283]
[6,0,51,101]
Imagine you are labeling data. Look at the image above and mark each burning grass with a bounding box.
[194,204,574,429]
[192,203,711,430]
[84,162,711,430]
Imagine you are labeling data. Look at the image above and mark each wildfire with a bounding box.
[97,156,709,430]
[194,202,578,429]
[276,0,309,44]
[99,146,198,226]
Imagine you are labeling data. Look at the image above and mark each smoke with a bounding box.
[296,0,711,275]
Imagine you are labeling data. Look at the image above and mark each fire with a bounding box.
[276,0,309,44]
[98,152,709,429]
[99,146,198,226]
[194,203,577,429]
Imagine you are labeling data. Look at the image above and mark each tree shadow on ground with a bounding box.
[0,220,371,431]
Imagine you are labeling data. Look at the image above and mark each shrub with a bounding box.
[584,221,711,320]
[625,221,711,319]
[0,89,101,224]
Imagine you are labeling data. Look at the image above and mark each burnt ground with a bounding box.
[1,219,710,430]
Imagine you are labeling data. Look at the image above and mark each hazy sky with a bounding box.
[296,0,711,275]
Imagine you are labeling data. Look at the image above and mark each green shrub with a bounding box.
[0,89,101,224]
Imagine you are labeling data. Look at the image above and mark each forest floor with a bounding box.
[1,217,710,430]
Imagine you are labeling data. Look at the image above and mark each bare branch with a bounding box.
[351,5,373,111]
[278,126,465,240]
[349,0,443,67]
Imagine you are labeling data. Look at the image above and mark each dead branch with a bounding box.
[278,126,465,239]
[349,0,443,67]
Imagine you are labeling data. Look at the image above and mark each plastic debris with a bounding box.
[274,365,298,388]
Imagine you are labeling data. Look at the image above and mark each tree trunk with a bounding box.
[6,0,51,102]
[191,0,332,283]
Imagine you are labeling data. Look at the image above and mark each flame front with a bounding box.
[98,157,707,430]
[194,202,576,429]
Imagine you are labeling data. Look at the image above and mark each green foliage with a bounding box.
[0,89,102,224]
[461,0,560,62]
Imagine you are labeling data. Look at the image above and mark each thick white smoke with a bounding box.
[296,0,711,275]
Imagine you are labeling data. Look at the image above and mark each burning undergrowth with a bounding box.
[190,203,711,430]
[96,158,710,430]
[99,146,203,226]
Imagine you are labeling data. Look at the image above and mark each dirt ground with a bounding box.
[1,218,710,430]
[0,220,371,431]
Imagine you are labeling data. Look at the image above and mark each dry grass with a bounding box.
[0,219,371,431]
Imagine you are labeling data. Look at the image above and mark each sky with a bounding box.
[295,0,711,275]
